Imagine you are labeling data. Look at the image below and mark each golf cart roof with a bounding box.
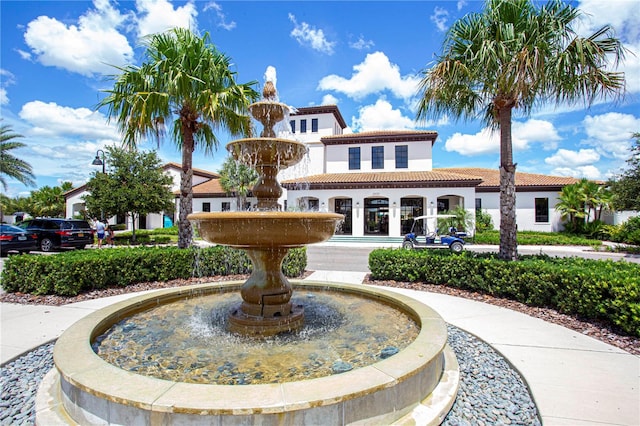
[413,215,456,221]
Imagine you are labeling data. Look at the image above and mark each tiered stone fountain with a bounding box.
[36,80,459,425]
[189,80,343,336]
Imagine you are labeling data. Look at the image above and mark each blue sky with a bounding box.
[1,0,639,198]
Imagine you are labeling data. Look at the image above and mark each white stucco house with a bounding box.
[65,104,586,237]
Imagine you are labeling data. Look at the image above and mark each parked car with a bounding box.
[402,215,466,253]
[0,224,39,256]
[17,218,94,252]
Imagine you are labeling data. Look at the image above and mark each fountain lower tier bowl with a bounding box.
[189,211,344,248]
[37,282,459,425]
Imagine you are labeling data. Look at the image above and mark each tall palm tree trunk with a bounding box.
[179,134,194,248]
[498,104,517,261]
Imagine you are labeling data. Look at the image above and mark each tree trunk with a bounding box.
[131,213,137,243]
[497,104,518,261]
[178,132,194,249]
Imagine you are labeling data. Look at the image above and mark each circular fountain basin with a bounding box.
[189,211,344,248]
[39,281,459,425]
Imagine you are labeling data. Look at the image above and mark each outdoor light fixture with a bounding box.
[92,149,106,174]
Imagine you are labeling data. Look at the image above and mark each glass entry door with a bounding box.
[364,198,389,235]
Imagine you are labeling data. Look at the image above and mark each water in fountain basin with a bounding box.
[93,289,419,385]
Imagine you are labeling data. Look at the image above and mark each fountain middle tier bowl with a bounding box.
[227,138,307,169]
[189,211,344,248]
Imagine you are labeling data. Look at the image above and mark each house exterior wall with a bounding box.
[476,190,565,232]
[324,140,432,173]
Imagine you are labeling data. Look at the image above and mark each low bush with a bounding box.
[473,230,601,247]
[369,249,640,337]
[0,246,306,297]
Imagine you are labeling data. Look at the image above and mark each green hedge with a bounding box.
[473,230,601,246]
[0,246,306,297]
[369,249,640,337]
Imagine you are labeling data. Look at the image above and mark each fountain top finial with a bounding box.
[263,81,277,101]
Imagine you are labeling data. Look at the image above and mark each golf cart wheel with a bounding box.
[402,240,414,250]
[40,238,54,252]
[449,241,464,253]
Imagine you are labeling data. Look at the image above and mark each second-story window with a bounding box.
[300,119,307,133]
[395,145,408,168]
[202,202,211,212]
[349,147,361,170]
[372,146,384,169]
[311,118,318,132]
[290,120,296,133]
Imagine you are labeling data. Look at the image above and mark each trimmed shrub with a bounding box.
[369,249,640,337]
[0,246,306,297]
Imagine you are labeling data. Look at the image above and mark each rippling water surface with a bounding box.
[93,290,419,384]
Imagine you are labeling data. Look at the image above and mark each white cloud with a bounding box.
[445,128,497,156]
[576,0,640,95]
[444,119,561,156]
[321,94,339,105]
[288,14,335,55]
[0,69,13,105]
[349,35,374,50]
[582,112,640,159]
[457,1,468,11]
[317,51,421,101]
[23,0,133,77]
[203,2,235,31]
[545,148,601,167]
[512,119,561,150]
[18,101,120,141]
[135,0,198,37]
[351,99,416,132]
[430,7,449,32]
[551,165,602,179]
[577,0,640,42]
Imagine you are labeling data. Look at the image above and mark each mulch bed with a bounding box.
[1,272,637,355]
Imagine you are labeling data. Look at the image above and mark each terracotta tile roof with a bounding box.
[179,178,228,197]
[321,130,438,145]
[164,162,220,178]
[436,168,580,189]
[282,171,482,189]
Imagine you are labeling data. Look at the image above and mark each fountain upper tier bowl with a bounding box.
[189,211,343,248]
[227,138,307,169]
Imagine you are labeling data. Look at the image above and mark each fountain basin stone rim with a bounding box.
[50,281,454,423]
[189,211,344,248]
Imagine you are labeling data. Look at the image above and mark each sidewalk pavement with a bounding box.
[1,271,638,426]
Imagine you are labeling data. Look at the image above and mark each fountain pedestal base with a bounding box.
[229,303,304,336]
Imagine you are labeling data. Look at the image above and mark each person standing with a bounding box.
[95,218,106,248]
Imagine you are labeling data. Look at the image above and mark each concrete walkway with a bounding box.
[1,271,638,426]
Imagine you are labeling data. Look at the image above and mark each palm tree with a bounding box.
[0,123,35,191]
[219,156,258,211]
[98,28,259,248]
[556,183,586,232]
[31,182,73,217]
[416,0,626,260]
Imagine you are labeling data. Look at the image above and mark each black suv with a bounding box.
[17,218,94,252]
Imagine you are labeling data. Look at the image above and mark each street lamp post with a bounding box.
[91,149,106,221]
[92,149,105,174]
